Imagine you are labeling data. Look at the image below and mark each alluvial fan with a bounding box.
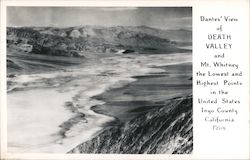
[69,95,193,154]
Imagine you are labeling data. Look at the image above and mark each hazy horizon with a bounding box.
[7,7,192,30]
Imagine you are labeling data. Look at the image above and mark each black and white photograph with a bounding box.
[6,7,192,154]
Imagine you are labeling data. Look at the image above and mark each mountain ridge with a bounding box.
[7,25,192,57]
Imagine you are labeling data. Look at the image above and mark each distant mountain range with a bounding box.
[7,26,192,57]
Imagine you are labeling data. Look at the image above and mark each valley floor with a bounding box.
[7,52,192,153]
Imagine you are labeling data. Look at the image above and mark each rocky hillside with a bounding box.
[7,26,191,57]
[68,95,193,154]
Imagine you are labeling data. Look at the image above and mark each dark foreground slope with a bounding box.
[69,95,192,154]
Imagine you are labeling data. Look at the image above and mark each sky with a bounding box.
[7,7,192,30]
